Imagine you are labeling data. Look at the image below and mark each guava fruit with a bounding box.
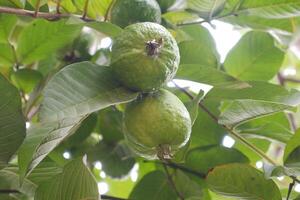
[110,0,161,28]
[111,22,180,92]
[156,0,176,12]
[123,89,191,160]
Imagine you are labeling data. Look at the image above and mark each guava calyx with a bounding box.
[157,144,173,160]
[145,38,163,56]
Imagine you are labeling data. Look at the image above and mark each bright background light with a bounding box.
[94,161,102,170]
[255,161,263,169]
[98,182,109,194]
[222,135,235,148]
[62,151,71,159]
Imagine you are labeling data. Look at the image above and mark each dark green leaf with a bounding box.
[0,74,25,169]
[187,0,226,19]
[186,145,249,174]
[0,14,17,43]
[284,129,300,168]
[129,170,177,200]
[207,163,282,200]
[86,22,123,37]
[0,43,14,67]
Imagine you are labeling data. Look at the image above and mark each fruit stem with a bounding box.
[145,38,163,56]
[157,144,172,160]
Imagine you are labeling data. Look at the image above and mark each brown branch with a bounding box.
[0,6,92,21]
[82,0,90,19]
[0,189,20,193]
[162,163,184,200]
[56,0,61,14]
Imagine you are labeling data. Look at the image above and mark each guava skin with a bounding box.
[111,0,162,28]
[111,22,180,92]
[123,89,192,159]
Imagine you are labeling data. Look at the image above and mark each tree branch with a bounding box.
[162,163,184,200]
[0,189,20,193]
[0,6,92,21]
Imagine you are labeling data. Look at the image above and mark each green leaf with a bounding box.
[227,0,300,19]
[162,11,199,25]
[0,43,14,67]
[18,117,86,178]
[35,158,99,200]
[176,64,249,89]
[186,145,249,174]
[65,113,98,147]
[0,14,17,43]
[86,22,123,37]
[224,31,284,81]
[218,99,295,127]
[60,0,77,13]
[88,141,135,178]
[237,113,293,143]
[178,25,219,66]
[26,0,47,7]
[207,163,282,200]
[40,62,138,122]
[129,170,177,200]
[0,75,25,169]
[187,0,226,19]
[0,0,25,8]
[74,0,112,19]
[284,129,300,168]
[17,19,82,64]
[174,170,203,199]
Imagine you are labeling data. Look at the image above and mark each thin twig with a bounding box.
[56,0,61,14]
[0,6,92,21]
[162,163,184,200]
[104,0,115,22]
[0,189,20,193]
[82,0,90,19]
[286,179,296,200]
[34,0,41,17]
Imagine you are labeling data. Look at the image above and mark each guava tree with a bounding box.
[1,0,300,200]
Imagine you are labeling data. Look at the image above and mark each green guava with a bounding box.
[123,89,191,160]
[110,0,161,28]
[111,22,180,92]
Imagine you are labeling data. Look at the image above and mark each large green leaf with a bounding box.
[86,22,123,37]
[0,0,25,8]
[237,113,293,143]
[40,62,138,122]
[18,117,85,178]
[187,0,226,19]
[0,14,17,43]
[74,0,112,19]
[17,19,82,64]
[35,158,99,200]
[0,75,25,169]
[218,99,294,127]
[224,31,284,81]
[0,43,14,67]
[185,145,249,174]
[129,170,176,200]
[284,129,300,168]
[207,163,281,200]
[176,64,248,89]
[226,0,300,19]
